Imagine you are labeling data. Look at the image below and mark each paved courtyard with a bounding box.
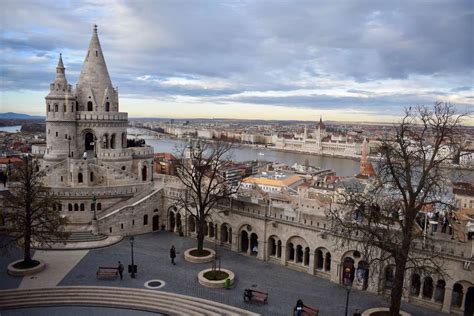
[1,232,446,315]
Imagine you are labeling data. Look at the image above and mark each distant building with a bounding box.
[241,172,304,193]
[154,153,178,176]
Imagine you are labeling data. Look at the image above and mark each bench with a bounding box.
[243,289,268,304]
[302,304,319,316]
[96,266,119,279]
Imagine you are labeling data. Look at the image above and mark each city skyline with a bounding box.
[1,1,473,124]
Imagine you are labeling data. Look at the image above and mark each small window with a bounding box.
[63,104,66,112]
[65,134,68,139]
[143,214,148,225]
[80,203,85,211]
[97,203,102,211]
[91,203,95,211]
[96,50,98,57]
[56,132,58,137]
[121,166,126,171]
[90,172,94,182]
[68,204,72,211]
[74,204,79,211]
[54,104,58,112]
[78,172,83,183]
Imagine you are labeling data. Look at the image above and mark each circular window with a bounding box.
[121,166,126,171]
[144,279,165,289]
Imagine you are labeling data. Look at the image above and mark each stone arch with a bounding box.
[141,164,148,181]
[410,270,422,297]
[87,101,93,111]
[168,209,176,232]
[110,134,116,149]
[287,242,295,261]
[152,214,160,231]
[54,104,58,112]
[83,129,96,152]
[105,102,110,112]
[74,203,79,211]
[356,260,370,290]
[434,279,446,303]
[286,235,309,264]
[220,223,232,244]
[240,230,249,253]
[268,235,281,257]
[78,172,83,183]
[341,256,355,286]
[451,280,474,311]
[176,212,182,233]
[68,203,72,211]
[250,233,258,256]
[80,203,84,211]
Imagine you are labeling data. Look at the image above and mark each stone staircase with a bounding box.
[0,286,258,316]
[49,231,108,243]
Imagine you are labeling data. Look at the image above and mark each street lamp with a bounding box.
[92,195,97,220]
[344,284,352,316]
[129,236,136,278]
[68,136,71,157]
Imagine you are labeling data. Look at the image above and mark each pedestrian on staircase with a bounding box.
[170,245,176,265]
[118,261,124,280]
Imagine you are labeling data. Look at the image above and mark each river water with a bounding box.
[0,125,21,133]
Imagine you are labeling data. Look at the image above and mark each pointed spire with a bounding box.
[54,53,67,83]
[77,24,114,107]
[57,53,64,70]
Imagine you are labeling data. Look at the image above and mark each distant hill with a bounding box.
[0,112,44,120]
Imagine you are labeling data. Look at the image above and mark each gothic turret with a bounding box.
[76,25,118,112]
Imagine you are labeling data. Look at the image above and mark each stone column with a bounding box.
[258,240,267,261]
[308,253,315,275]
[280,245,287,266]
[230,232,239,252]
[442,286,453,313]
[330,260,340,283]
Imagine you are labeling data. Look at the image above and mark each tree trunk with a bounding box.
[24,207,32,263]
[197,220,205,251]
[390,253,409,316]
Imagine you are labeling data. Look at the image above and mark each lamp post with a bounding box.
[344,284,352,316]
[68,136,71,157]
[92,195,97,220]
[129,236,136,278]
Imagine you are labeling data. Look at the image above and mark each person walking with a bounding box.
[294,299,304,316]
[118,261,124,280]
[170,245,176,265]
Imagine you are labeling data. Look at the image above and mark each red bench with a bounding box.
[96,266,118,279]
[302,304,319,316]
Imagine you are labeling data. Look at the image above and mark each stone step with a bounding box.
[0,286,258,316]
[49,232,108,243]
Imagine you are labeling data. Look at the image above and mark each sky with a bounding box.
[0,0,473,124]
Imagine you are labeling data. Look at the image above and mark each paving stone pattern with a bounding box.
[58,233,446,316]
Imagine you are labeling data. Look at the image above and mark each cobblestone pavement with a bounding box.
[1,306,163,316]
[56,232,446,316]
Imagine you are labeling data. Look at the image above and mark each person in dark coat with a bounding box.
[170,245,176,265]
[118,261,124,280]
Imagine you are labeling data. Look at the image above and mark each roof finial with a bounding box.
[57,53,64,69]
[93,24,98,33]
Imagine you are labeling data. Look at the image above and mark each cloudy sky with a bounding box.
[1,0,473,123]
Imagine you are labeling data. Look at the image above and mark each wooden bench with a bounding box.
[243,289,268,304]
[302,304,319,316]
[96,266,119,279]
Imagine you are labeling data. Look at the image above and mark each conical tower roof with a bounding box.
[77,25,113,106]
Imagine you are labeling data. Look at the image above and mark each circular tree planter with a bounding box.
[184,248,216,263]
[198,268,235,288]
[362,308,411,316]
[7,259,46,277]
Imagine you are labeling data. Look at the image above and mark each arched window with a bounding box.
[269,238,276,256]
[76,101,79,111]
[87,101,93,111]
[434,280,446,303]
[296,245,303,263]
[143,214,148,225]
[105,102,110,112]
[304,247,310,266]
[103,134,109,149]
[68,203,72,211]
[422,276,434,299]
[122,132,127,148]
[97,203,102,211]
[74,204,79,211]
[324,252,331,271]
[110,134,116,149]
[91,203,95,211]
[78,172,83,183]
[80,203,85,211]
[410,273,421,296]
[384,265,395,289]
[90,172,94,182]
[54,104,58,112]
[451,283,463,308]
[47,104,51,112]
[316,249,324,270]
[288,243,295,261]
[142,165,147,181]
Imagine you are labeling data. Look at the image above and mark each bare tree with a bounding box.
[329,102,465,316]
[1,156,69,267]
[175,140,240,254]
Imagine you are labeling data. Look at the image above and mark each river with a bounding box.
[0,125,21,133]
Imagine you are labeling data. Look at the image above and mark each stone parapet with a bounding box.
[76,112,128,121]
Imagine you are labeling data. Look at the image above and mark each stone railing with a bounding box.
[76,112,128,121]
[50,183,148,198]
[32,144,46,156]
[97,148,133,160]
[130,146,154,158]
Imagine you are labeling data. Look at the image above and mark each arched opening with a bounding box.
[208,222,214,237]
[325,252,331,271]
[80,203,84,211]
[63,104,66,112]
[90,172,94,182]
[229,228,232,244]
[342,257,355,286]
[250,233,258,255]
[91,203,95,211]
[143,214,148,225]
[221,224,229,243]
[74,204,79,211]
[152,214,159,231]
[451,283,463,308]
[356,261,369,290]
[466,287,474,314]
[122,132,127,148]
[303,247,310,266]
[410,273,421,296]
[277,240,282,257]
[85,132,95,151]
[105,102,110,112]
[296,245,303,263]
[189,216,196,233]
[422,276,434,299]
[142,165,147,181]
[103,134,109,149]
[97,203,102,211]
[434,280,446,303]
[78,172,83,183]
[54,104,58,112]
[47,104,50,112]
[110,134,116,149]
[168,211,175,231]
[68,203,72,211]
[288,243,295,261]
[316,249,324,270]
[87,101,93,111]
[240,230,249,253]
[384,265,395,289]
[269,237,276,256]
[176,212,182,234]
